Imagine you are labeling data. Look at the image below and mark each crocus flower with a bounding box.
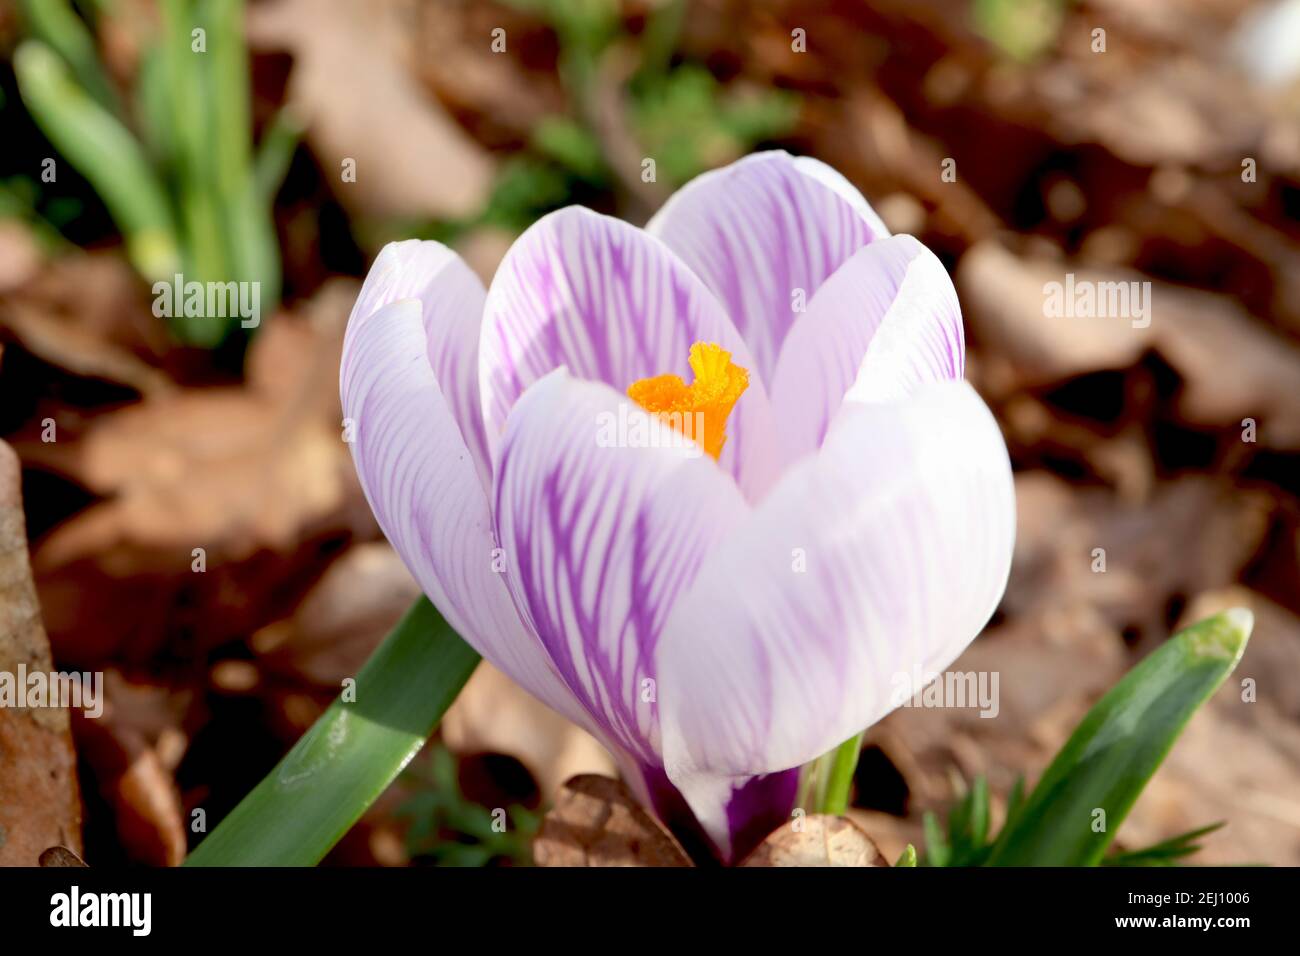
[340,151,1015,863]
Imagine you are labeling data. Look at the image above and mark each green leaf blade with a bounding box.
[922,811,950,867]
[19,0,121,113]
[184,598,480,866]
[986,609,1252,866]
[13,40,180,281]
[1103,822,1225,867]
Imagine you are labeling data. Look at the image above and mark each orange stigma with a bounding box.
[627,342,749,461]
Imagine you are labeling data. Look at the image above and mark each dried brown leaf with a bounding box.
[533,774,691,867]
[38,845,87,867]
[740,815,889,867]
[442,662,616,798]
[0,440,83,865]
[0,252,172,396]
[254,542,421,687]
[19,289,372,665]
[958,243,1300,447]
[73,672,189,867]
[248,0,493,220]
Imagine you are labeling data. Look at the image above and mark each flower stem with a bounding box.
[814,731,865,816]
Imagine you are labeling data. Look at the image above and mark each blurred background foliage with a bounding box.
[12,0,293,345]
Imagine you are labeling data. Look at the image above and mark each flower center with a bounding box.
[627,342,749,461]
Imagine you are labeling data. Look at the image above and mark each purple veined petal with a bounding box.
[479,205,782,501]
[768,235,964,459]
[491,369,751,770]
[656,379,1015,860]
[347,240,492,490]
[840,252,964,407]
[646,150,888,384]
[340,298,593,733]
[789,155,890,238]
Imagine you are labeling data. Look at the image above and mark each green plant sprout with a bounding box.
[923,775,1223,867]
[396,745,540,867]
[13,0,298,347]
[917,610,1251,866]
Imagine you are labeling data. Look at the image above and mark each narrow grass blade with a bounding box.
[184,598,480,866]
[922,810,949,867]
[1103,822,1225,867]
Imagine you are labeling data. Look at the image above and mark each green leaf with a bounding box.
[479,157,576,231]
[204,0,281,317]
[160,0,228,344]
[895,844,917,868]
[253,108,303,206]
[1103,822,1225,867]
[532,116,608,182]
[135,46,174,165]
[1002,774,1026,834]
[184,598,480,866]
[968,775,989,847]
[206,0,251,187]
[397,746,538,867]
[635,0,685,81]
[972,0,1066,62]
[434,843,495,868]
[19,0,121,113]
[986,609,1252,866]
[812,731,864,816]
[13,40,180,281]
[941,775,991,865]
[928,774,995,866]
[922,811,950,867]
[630,65,797,186]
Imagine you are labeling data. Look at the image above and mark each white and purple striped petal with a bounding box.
[491,370,750,772]
[341,294,593,734]
[348,240,492,489]
[479,206,781,500]
[656,380,1015,860]
[768,235,964,460]
[647,150,888,384]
